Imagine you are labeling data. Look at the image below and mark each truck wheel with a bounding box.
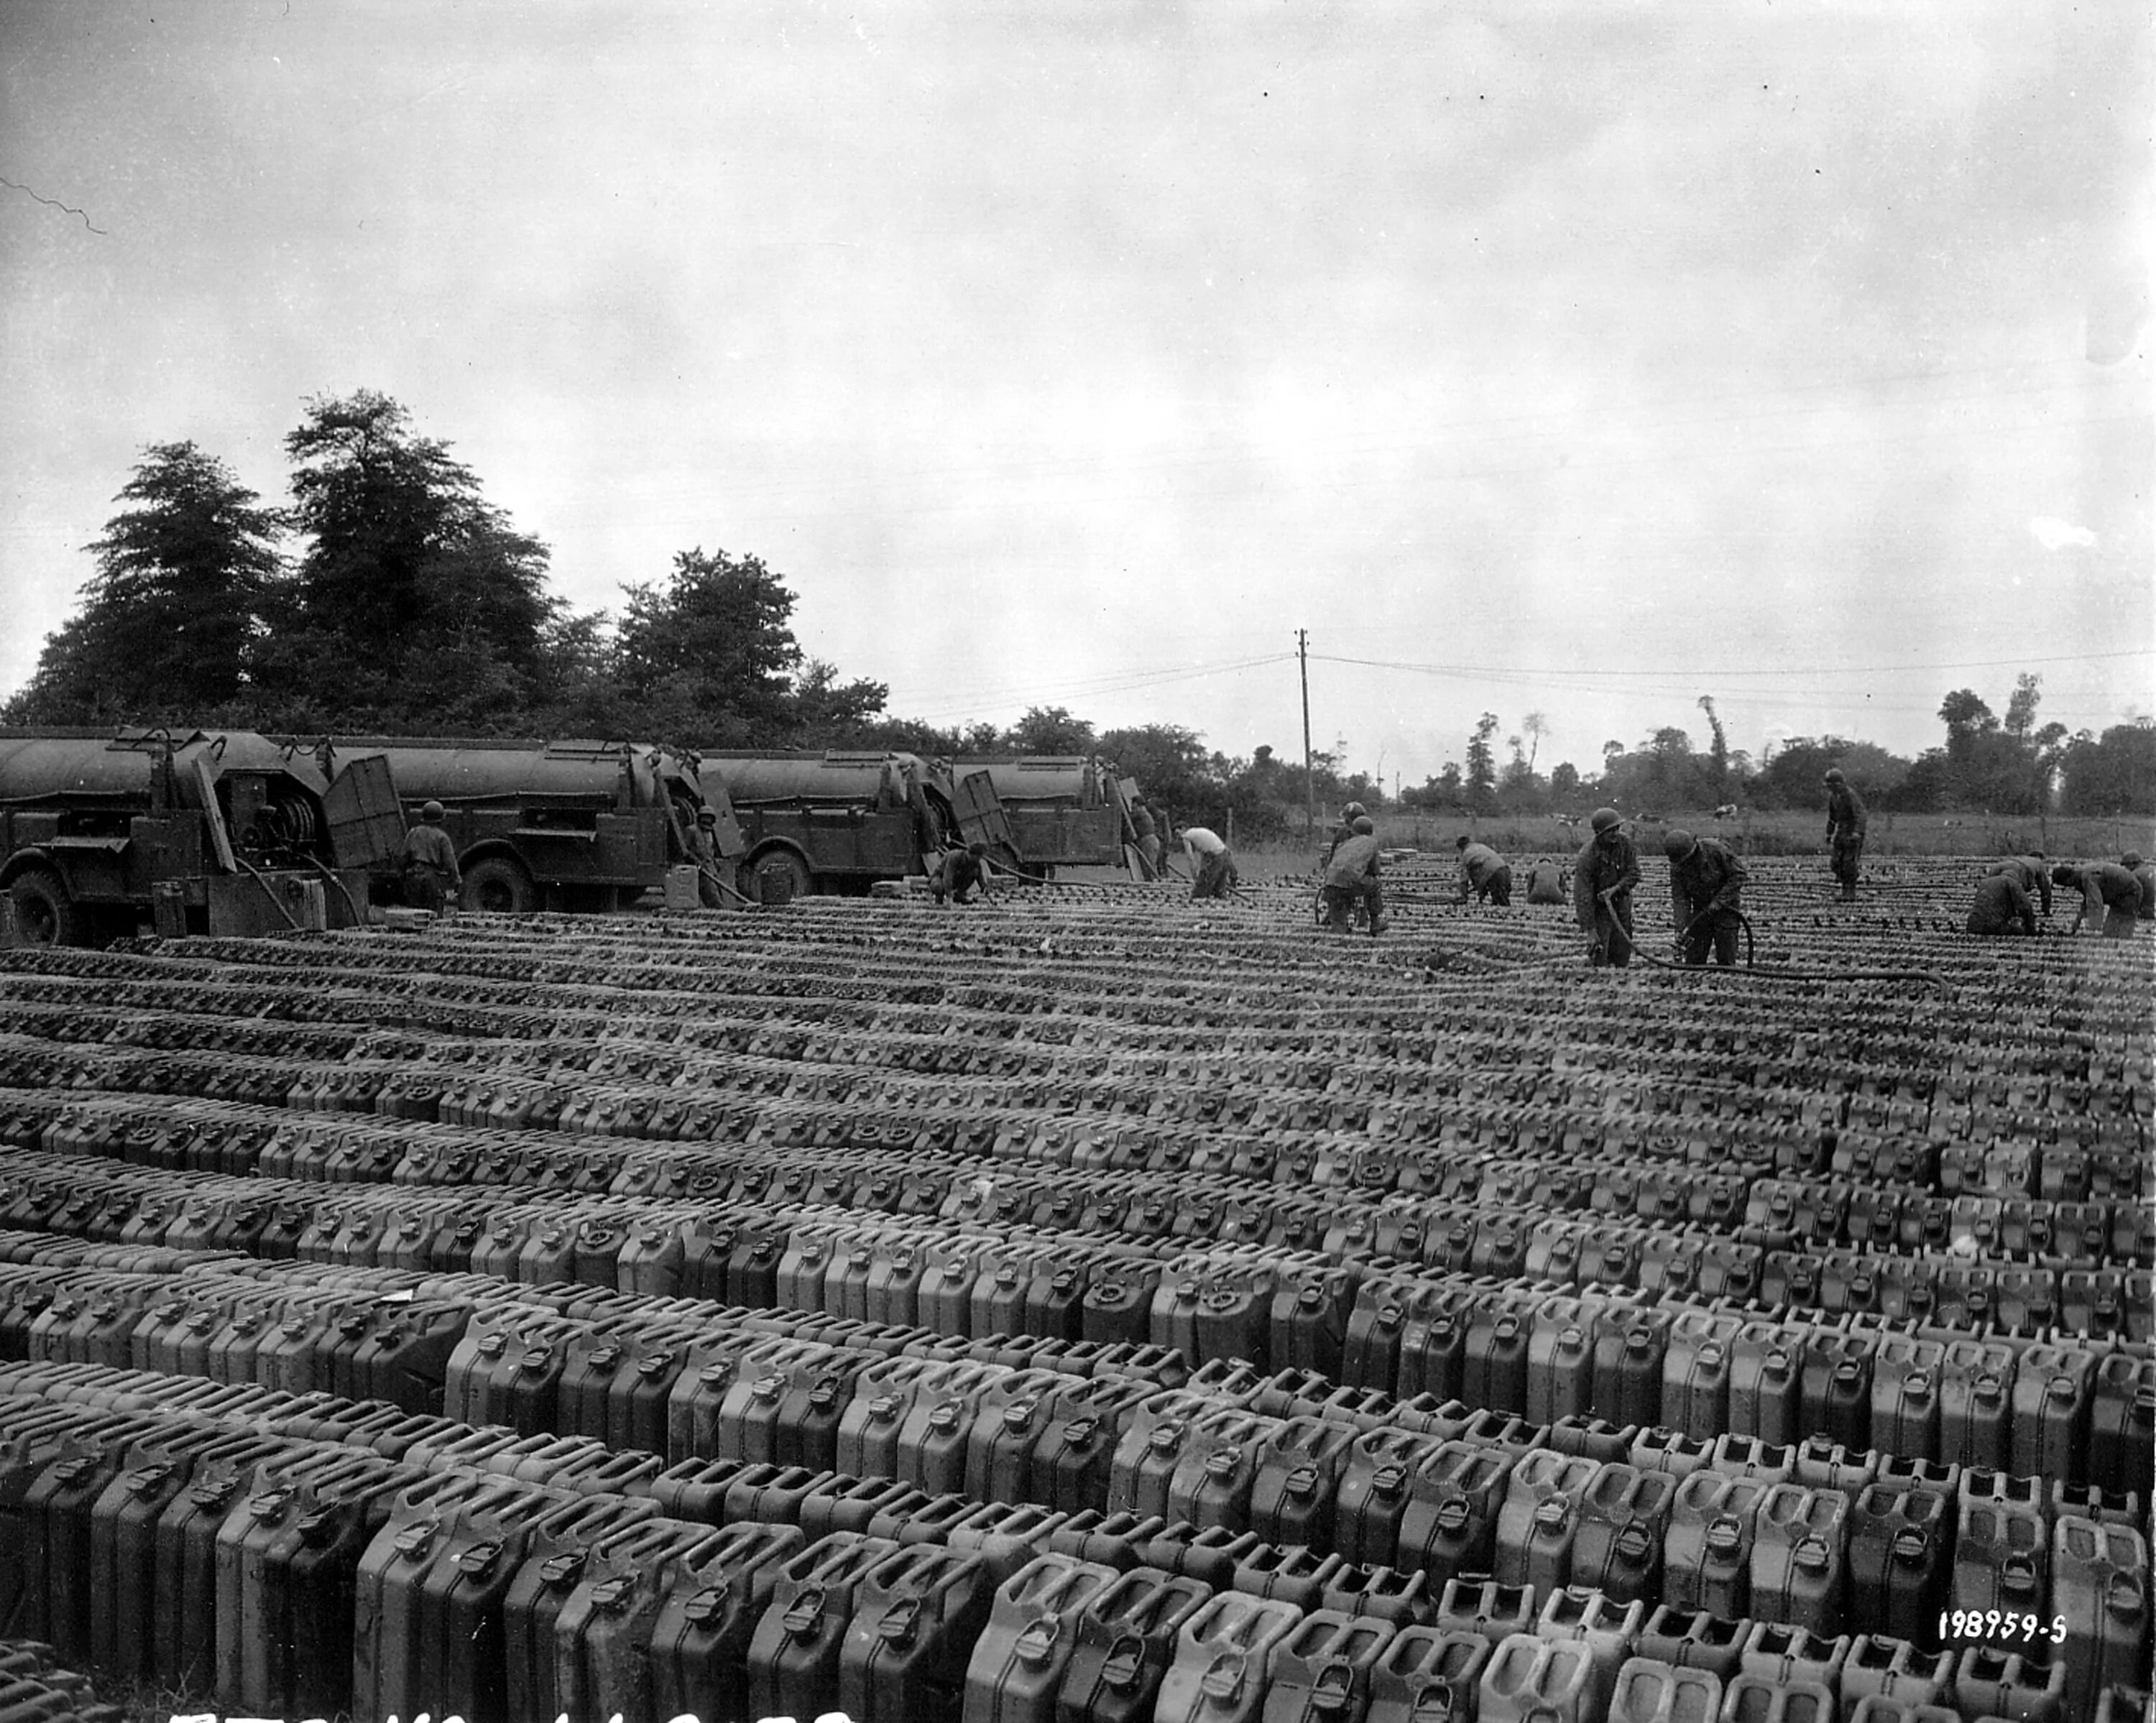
[461,857,536,915]
[9,868,79,948]
[750,849,812,905]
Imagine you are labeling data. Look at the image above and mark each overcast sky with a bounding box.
[3,1,2148,789]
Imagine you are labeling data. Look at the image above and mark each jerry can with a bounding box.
[1527,1296,1603,1426]
[1342,1274,1419,1392]
[1953,1492,2050,1622]
[88,1426,282,1682]
[1493,1449,1600,1592]
[1739,1621,1850,1700]
[14,1428,139,1651]
[1054,1563,1215,1723]
[1792,1433,1876,1502]
[348,1471,537,1723]
[839,1357,985,1482]
[1708,1435,1795,1489]
[1537,1585,1647,1714]
[1636,1605,1749,1681]
[497,1492,665,1723]
[1593,1306,1672,1430]
[1662,1311,1742,1441]
[1462,1298,1534,1416]
[2052,1514,2150,1723]
[1608,1654,1723,1723]
[744,1529,903,1722]
[2088,1353,2155,1505]
[1837,1634,1953,1711]
[1547,1415,1639,1466]
[1046,1510,1173,1575]
[1479,1631,1598,1723]
[1846,1483,1950,1647]
[1167,1408,1276,1534]
[1362,1624,1488,1723]
[966,1368,1066,1505]
[1234,1544,1348,1612]
[1949,1645,2070,1723]
[834,1540,995,1723]
[1335,1427,1449,1568]
[1869,1335,1945,1463]
[553,1517,724,1723]
[2011,1342,2096,1487]
[1631,1427,1713,1482]
[1396,1283,1478,1403]
[1034,1375,1156,1514]
[1150,1589,1302,1723]
[1719,1671,1836,1723]
[946,1503,1081,1584]
[961,1551,1120,1723]
[1250,1414,1345,1552]
[1726,1323,1805,1446]
[1321,1561,1433,1627]
[1749,1484,1848,1636]
[1797,1329,1875,1451]
[1433,1576,1538,1645]
[1937,1340,2017,1474]
[1397,1438,1514,1586]
[1572,1461,1677,1604]
[1109,1393,1213,1521]
[646,1519,807,1723]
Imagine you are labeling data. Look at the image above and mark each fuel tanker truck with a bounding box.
[0,728,405,946]
[701,749,1019,896]
[953,754,1149,878]
[291,735,744,913]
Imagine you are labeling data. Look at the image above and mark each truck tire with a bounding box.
[9,867,79,948]
[461,856,536,915]
[750,849,812,905]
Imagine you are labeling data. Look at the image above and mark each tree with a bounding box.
[1099,723,1211,814]
[1549,762,1582,801]
[276,391,558,725]
[614,546,804,743]
[2058,720,2156,814]
[1938,689,1998,760]
[1521,711,1549,772]
[1005,706,1098,754]
[7,442,283,722]
[791,658,890,746]
[2003,673,2042,743]
[1465,713,1500,814]
[1697,696,1730,801]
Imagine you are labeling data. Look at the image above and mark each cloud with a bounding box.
[2028,516,2099,551]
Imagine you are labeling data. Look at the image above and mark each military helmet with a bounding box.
[1342,801,1367,821]
[420,800,446,822]
[697,809,717,825]
[1823,767,1846,784]
[2124,851,2145,870]
[1590,808,1621,834]
[1664,829,1695,859]
[1352,816,1376,835]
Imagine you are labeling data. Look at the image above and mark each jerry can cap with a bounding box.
[682,1579,730,1624]
[782,1582,828,1637]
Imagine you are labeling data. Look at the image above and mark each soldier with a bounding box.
[1128,800,1161,878]
[1664,828,1749,966]
[2054,861,2148,938]
[1321,814,1386,936]
[1183,824,1238,900]
[1823,767,1867,901]
[400,800,461,912]
[2123,851,2154,919]
[1966,870,2037,936]
[1322,801,1368,870]
[1524,856,1567,905]
[1455,836,1513,906]
[932,841,992,906]
[1985,852,2052,917]
[688,808,727,907]
[1573,808,1641,967]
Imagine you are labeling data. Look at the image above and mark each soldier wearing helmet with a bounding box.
[1321,814,1386,936]
[400,800,461,913]
[1664,828,1749,966]
[1573,808,1641,966]
[1322,800,1370,871]
[1823,767,1867,902]
[688,806,727,907]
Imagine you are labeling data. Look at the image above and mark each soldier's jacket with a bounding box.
[1458,842,1506,892]
[1572,833,1641,930]
[1326,833,1381,890]
[1967,874,2036,936]
[1525,859,1566,904]
[1671,838,1747,929]
[401,823,460,882]
[1986,855,2052,916]
[1826,782,1868,839]
[2077,862,2148,917]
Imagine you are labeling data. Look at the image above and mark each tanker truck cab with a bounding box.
[300,736,742,913]
[707,749,1019,896]
[0,728,404,946]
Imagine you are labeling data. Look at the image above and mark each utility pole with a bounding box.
[1298,629,1314,838]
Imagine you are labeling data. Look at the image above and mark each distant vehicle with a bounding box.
[0,727,404,946]
[287,735,742,913]
[701,750,1019,895]
[953,754,1147,877]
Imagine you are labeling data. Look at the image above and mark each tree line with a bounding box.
[10,390,2149,826]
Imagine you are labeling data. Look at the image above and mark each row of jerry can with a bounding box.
[1745,1177,2155,1269]
[0,1640,125,1723]
[2,1357,2147,1723]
